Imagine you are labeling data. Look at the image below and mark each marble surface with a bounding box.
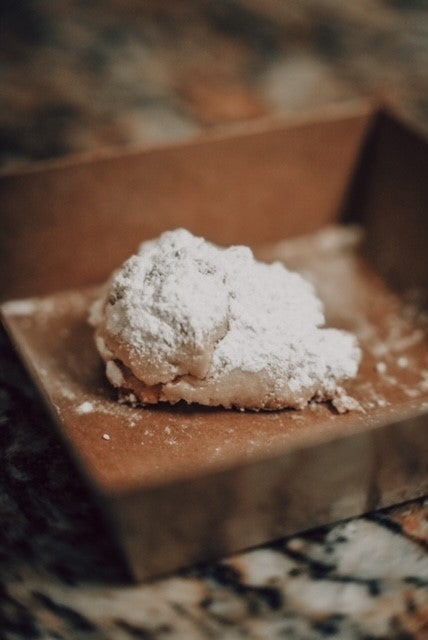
[1,1,428,638]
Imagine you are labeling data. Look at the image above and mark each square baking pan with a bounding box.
[1,100,427,581]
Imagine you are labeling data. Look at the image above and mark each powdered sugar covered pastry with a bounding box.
[89,229,361,410]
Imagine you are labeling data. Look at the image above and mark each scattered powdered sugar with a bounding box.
[76,401,95,414]
[397,356,410,369]
[375,362,387,375]
[2,297,55,317]
[331,387,365,414]
[1,299,38,316]
[90,229,361,409]
[61,388,76,400]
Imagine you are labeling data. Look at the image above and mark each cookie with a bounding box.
[90,229,361,410]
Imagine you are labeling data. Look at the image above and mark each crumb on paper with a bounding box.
[119,392,138,406]
[372,343,389,358]
[2,299,37,316]
[2,298,55,317]
[404,388,420,398]
[420,371,428,391]
[397,356,409,369]
[102,433,111,441]
[392,330,424,352]
[331,388,365,414]
[62,388,76,400]
[76,401,94,414]
[376,397,387,407]
[375,361,387,374]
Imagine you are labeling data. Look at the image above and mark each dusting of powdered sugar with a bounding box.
[76,401,95,414]
[90,229,361,407]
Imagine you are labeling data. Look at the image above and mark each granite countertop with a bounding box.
[1,1,428,638]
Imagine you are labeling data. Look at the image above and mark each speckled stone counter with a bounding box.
[1,2,428,638]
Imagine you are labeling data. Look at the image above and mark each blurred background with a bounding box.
[1,0,428,171]
[1,4,428,638]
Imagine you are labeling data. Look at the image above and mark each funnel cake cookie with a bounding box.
[89,229,361,410]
